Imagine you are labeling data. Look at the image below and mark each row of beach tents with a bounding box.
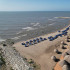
[48,27,69,41]
[22,37,47,47]
[22,26,70,47]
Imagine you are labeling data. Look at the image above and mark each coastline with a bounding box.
[13,24,70,70]
[12,23,70,43]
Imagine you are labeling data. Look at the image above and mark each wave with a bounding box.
[22,27,37,31]
[11,34,27,40]
[0,38,5,42]
[33,23,40,26]
[49,23,56,26]
[48,19,53,21]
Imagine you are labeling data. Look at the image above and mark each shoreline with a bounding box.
[14,24,70,43]
[12,23,70,43]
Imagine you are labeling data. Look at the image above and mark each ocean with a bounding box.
[0,11,70,41]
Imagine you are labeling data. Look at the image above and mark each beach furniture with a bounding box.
[29,40,33,45]
[40,37,44,41]
[58,31,61,32]
[25,44,28,47]
[30,40,33,42]
[43,38,47,40]
[37,40,40,43]
[66,27,69,30]
[26,41,29,44]
[53,35,58,39]
[62,32,67,36]
[22,43,25,45]
[49,38,54,41]
[62,30,66,33]
[33,39,37,44]
[56,34,62,37]
[48,36,53,39]
[36,38,39,41]
[36,38,40,43]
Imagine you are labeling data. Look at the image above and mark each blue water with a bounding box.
[0,11,70,41]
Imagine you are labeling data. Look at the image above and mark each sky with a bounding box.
[0,0,70,11]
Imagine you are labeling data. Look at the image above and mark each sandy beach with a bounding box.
[13,25,70,70]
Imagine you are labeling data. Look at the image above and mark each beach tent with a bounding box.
[26,41,29,43]
[48,36,53,39]
[49,38,54,41]
[54,35,58,39]
[66,27,69,30]
[30,40,33,42]
[36,38,39,40]
[25,44,28,47]
[36,38,40,43]
[58,31,61,32]
[29,42,32,45]
[37,40,40,43]
[22,43,25,45]
[44,38,47,40]
[33,39,36,42]
[62,32,67,35]
[33,39,37,44]
[59,34,62,37]
[53,36,57,39]
[40,37,44,41]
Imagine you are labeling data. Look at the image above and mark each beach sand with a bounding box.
[13,26,70,70]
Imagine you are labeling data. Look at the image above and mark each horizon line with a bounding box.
[0,11,70,12]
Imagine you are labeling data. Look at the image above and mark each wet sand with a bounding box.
[13,25,70,70]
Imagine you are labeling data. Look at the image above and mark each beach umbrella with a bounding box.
[36,38,40,43]
[57,34,62,37]
[58,31,61,32]
[30,40,33,42]
[59,60,68,67]
[25,44,28,47]
[60,34,62,37]
[29,42,32,45]
[37,40,40,43]
[62,30,67,33]
[26,41,29,44]
[53,37,56,39]
[33,39,36,41]
[33,39,37,44]
[40,37,42,39]
[43,38,47,40]
[36,38,40,41]
[40,37,44,41]
[22,43,25,45]
[66,27,69,30]
[48,36,53,39]
[49,38,54,41]
[53,35,58,39]
[36,38,39,40]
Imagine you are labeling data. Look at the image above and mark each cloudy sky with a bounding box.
[0,0,70,11]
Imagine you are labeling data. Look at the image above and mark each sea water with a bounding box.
[0,11,70,41]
